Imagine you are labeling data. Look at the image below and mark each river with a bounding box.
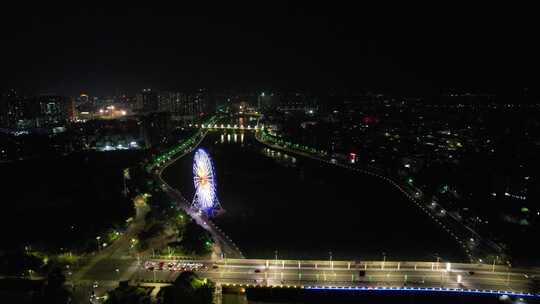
[162,130,465,262]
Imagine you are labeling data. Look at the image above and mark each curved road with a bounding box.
[254,131,503,263]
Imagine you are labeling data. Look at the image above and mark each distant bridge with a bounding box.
[190,123,268,131]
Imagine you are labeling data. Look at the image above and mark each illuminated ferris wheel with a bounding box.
[192,148,221,215]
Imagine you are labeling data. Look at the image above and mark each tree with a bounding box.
[160,271,214,304]
[139,222,165,241]
[105,282,151,304]
[180,222,213,255]
[39,267,71,304]
[128,166,154,194]
[0,251,43,276]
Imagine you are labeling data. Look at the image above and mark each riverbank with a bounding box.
[163,131,468,262]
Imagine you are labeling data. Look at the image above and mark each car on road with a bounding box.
[254,269,261,273]
[468,271,475,275]
[212,265,219,269]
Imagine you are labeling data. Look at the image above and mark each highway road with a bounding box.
[69,198,149,303]
[69,257,540,303]
[132,258,540,297]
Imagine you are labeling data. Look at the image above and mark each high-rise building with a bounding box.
[133,94,144,112]
[170,92,188,114]
[79,93,89,103]
[155,89,209,118]
[158,91,190,114]
[191,88,207,115]
[257,91,277,110]
[157,92,171,112]
[141,88,158,113]
[34,95,74,126]
[140,111,172,148]
[277,91,318,113]
[0,89,26,128]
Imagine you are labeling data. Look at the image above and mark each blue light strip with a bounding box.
[304,286,540,299]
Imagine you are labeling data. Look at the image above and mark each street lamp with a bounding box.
[492,255,499,272]
[96,236,101,252]
[506,261,512,286]
[329,251,333,269]
[382,252,386,270]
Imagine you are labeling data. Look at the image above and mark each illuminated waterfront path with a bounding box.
[253,130,503,264]
[154,127,245,259]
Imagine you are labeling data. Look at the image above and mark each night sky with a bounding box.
[1,4,538,96]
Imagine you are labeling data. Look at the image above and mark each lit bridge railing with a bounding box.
[136,258,540,297]
[190,123,267,131]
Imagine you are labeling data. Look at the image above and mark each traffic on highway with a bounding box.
[134,258,539,297]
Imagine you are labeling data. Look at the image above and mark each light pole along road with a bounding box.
[135,258,540,298]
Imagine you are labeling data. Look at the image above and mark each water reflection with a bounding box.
[216,133,296,166]
[217,132,245,146]
[262,147,296,166]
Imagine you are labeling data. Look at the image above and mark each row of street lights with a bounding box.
[273,250,390,269]
[95,236,108,252]
[270,250,469,279]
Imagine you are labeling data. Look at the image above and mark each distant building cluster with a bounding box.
[0,89,74,129]
[156,89,209,119]
[259,91,540,254]
[256,91,319,114]
[0,87,217,160]
[75,88,213,122]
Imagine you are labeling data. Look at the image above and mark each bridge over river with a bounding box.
[133,258,539,298]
